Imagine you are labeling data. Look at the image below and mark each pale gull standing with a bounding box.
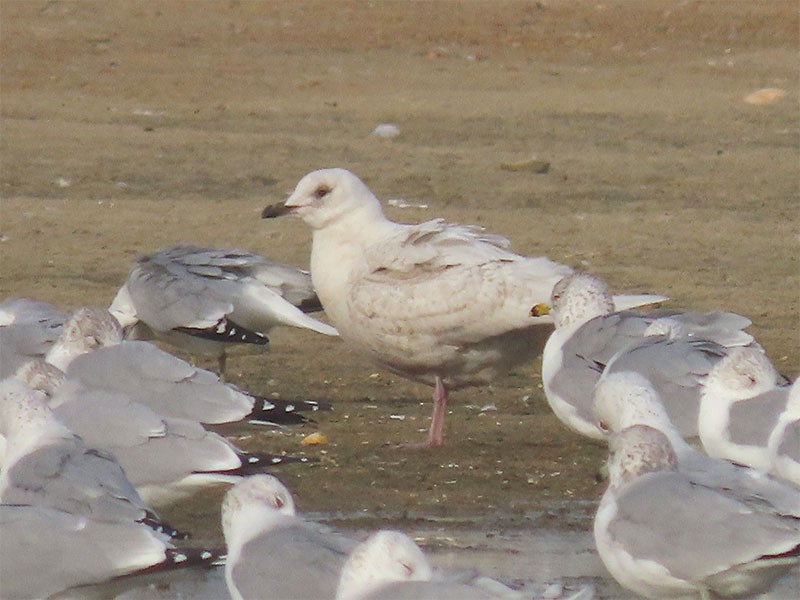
[109,244,339,375]
[0,377,183,536]
[593,371,800,516]
[262,168,665,447]
[47,307,328,426]
[222,474,357,600]
[531,272,756,440]
[16,360,308,508]
[698,346,793,473]
[768,379,800,486]
[0,297,66,378]
[594,424,800,599]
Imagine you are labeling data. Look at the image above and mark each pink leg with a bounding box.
[427,376,448,447]
[400,376,447,449]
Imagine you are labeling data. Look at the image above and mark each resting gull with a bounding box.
[16,360,309,507]
[110,244,338,375]
[262,168,665,447]
[0,377,183,537]
[532,272,757,439]
[222,474,357,600]
[768,380,800,486]
[698,346,794,473]
[0,504,223,600]
[0,297,66,378]
[336,530,514,600]
[594,424,800,599]
[593,371,800,516]
[46,307,329,426]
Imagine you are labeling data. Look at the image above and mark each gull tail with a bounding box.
[232,451,317,475]
[247,396,334,425]
[175,318,268,345]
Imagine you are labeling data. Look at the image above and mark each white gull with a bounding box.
[594,424,800,599]
[0,377,181,536]
[698,346,794,473]
[532,272,756,440]
[109,244,338,375]
[222,474,356,600]
[16,360,307,508]
[0,297,66,378]
[261,168,665,447]
[593,371,800,516]
[768,380,800,486]
[336,530,522,600]
[47,307,328,426]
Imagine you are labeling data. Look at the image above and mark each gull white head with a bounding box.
[15,360,66,398]
[0,378,71,471]
[594,372,676,440]
[221,474,296,542]
[607,425,678,488]
[704,347,782,401]
[262,169,386,231]
[336,530,433,600]
[546,272,615,329]
[45,307,123,370]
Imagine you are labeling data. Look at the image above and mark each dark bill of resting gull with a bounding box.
[594,424,800,599]
[222,474,358,600]
[15,360,313,509]
[44,307,331,427]
[531,271,759,440]
[0,377,185,538]
[109,244,339,375]
[698,346,795,475]
[262,168,666,448]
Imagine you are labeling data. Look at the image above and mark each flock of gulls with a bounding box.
[1,167,798,599]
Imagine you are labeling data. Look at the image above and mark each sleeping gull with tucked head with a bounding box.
[16,359,309,508]
[768,379,800,486]
[593,371,800,516]
[110,244,338,376]
[222,474,356,600]
[698,346,794,474]
[532,272,757,440]
[45,307,328,427]
[262,168,665,447]
[595,424,800,599]
[336,530,519,600]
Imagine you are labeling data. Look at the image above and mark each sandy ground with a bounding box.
[2,1,799,598]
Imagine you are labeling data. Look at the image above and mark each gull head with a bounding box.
[607,425,678,488]
[15,360,66,398]
[221,474,296,540]
[336,530,433,600]
[0,378,57,444]
[704,347,782,401]
[45,307,123,370]
[262,168,386,231]
[594,371,673,437]
[548,272,614,329]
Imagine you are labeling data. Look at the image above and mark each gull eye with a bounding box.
[274,495,284,509]
[401,562,413,577]
[598,420,610,433]
[314,185,331,199]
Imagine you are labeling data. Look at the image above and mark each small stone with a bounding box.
[371,123,400,138]
[744,88,786,105]
[500,158,550,173]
